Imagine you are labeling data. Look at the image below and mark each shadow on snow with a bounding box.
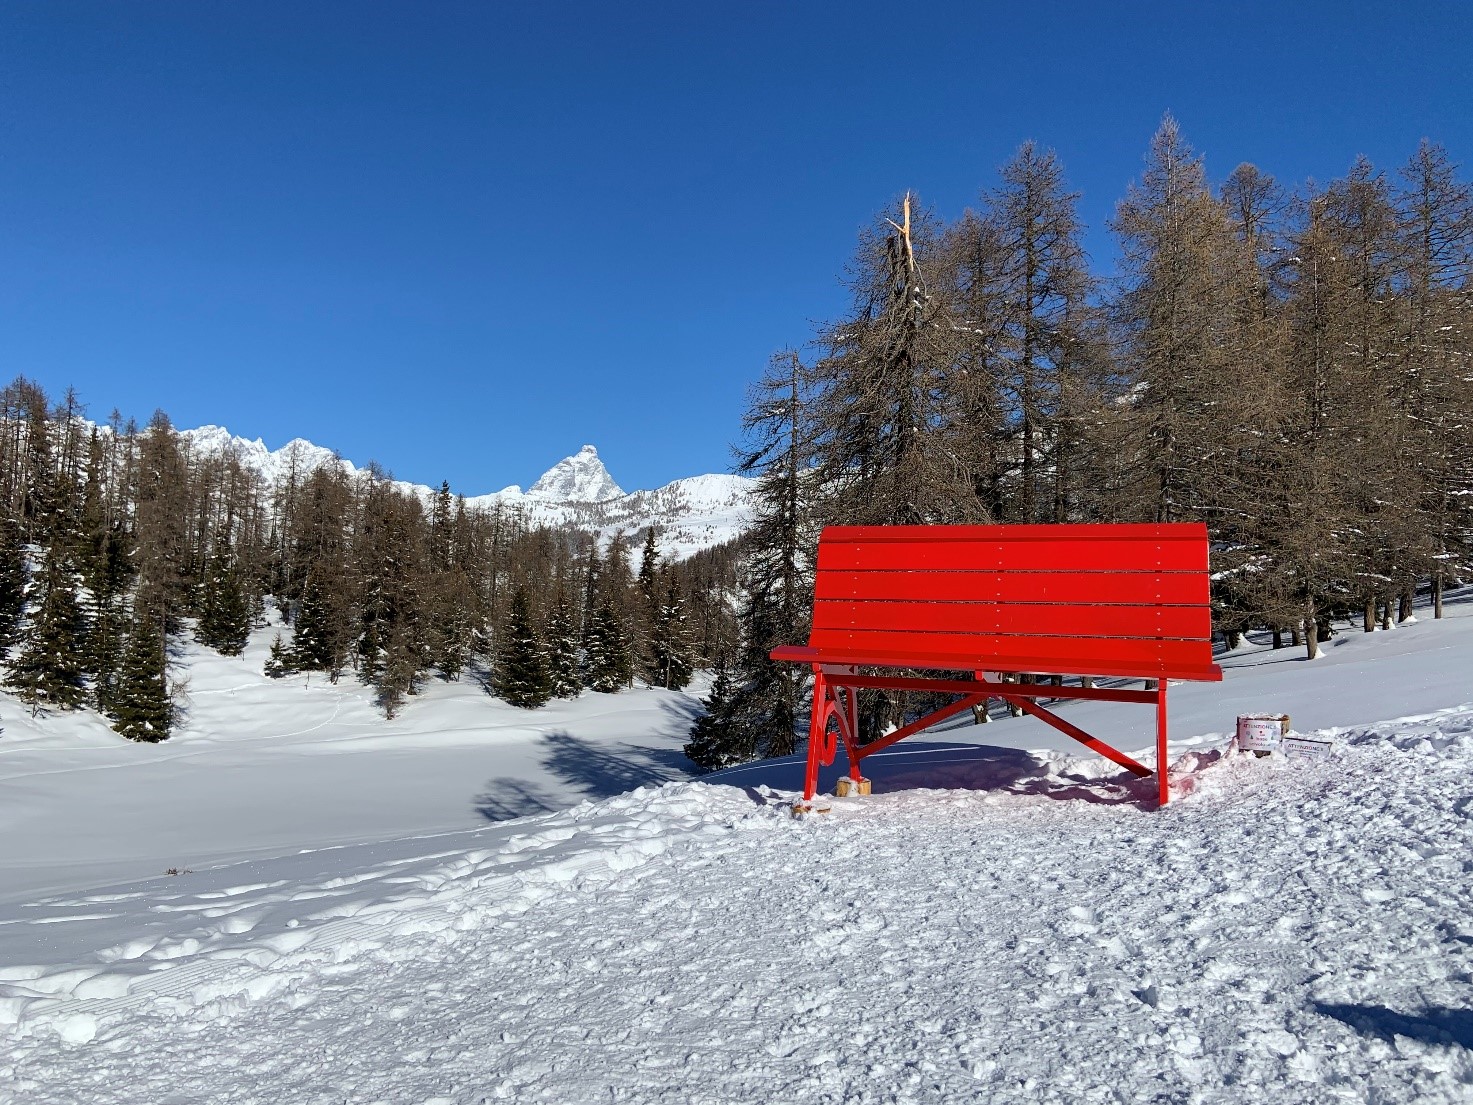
[473,698,703,822]
[708,738,1160,808]
[1313,1002,1473,1050]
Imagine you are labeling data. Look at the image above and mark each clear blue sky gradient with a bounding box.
[3,1,1469,494]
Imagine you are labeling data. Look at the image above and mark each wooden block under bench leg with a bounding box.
[835,777,872,797]
[791,802,832,817]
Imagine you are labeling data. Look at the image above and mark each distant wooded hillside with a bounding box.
[0,380,743,738]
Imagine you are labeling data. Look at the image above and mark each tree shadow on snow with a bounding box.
[1440,583,1473,610]
[709,739,1158,808]
[1313,1002,1473,1049]
[655,693,704,727]
[473,718,702,823]
[472,777,565,822]
[537,729,697,799]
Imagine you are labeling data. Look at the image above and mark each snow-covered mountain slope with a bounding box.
[177,426,753,557]
[491,469,753,559]
[524,443,624,502]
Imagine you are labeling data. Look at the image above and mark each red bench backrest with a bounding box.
[809,523,1220,681]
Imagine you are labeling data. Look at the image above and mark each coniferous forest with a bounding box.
[0,379,738,740]
[700,119,1473,769]
[4,120,1470,767]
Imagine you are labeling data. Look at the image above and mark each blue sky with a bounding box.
[2,1,1469,494]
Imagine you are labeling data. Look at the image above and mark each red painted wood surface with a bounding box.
[776,669,1160,705]
[815,569,1210,606]
[817,524,1209,573]
[771,643,1218,682]
[774,523,1223,806]
[801,522,1219,681]
[811,599,1211,639]
[803,629,1215,674]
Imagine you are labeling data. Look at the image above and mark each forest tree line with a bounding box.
[6,117,1469,767]
[0,377,743,740]
[690,118,1473,769]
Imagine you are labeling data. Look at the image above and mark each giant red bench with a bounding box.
[770,523,1223,807]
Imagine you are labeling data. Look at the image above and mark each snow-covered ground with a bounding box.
[0,629,703,907]
[3,593,1472,1102]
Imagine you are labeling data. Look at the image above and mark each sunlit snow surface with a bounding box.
[3,595,1473,1102]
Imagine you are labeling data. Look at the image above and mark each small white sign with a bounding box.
[1282,736,1333,761]
[1237,714,1287,752]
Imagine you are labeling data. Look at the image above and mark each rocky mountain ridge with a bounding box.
[176,426,752,559]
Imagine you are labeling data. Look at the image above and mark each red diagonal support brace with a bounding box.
[850,693,990,764]
[996,693,1153,778]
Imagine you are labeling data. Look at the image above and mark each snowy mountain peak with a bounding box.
[527,445,624,503]
[160,424,750,558]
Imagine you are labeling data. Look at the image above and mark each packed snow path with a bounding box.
[4,709,1472,1103]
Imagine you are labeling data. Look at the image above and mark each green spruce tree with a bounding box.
[377,624,420,718]
[0,519,28,658]
[196,535,251,656]
[646,575,694,691]
[6,540,88,713]
[289,574,337,672]
[544,593,582,699]
[111,611,173,742]
[90,604,129,716]
[683,658,752,771]
[493,588,549,708]
[263,632,296,678]
[81,524,136,715]
[583,599,632,693]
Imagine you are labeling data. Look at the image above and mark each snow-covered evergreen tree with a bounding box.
[111,612,173,742]
[493,588,549,708]
[683,658,751,770]
[732,350,811,760]
[290,575,337,673]
[646,576,693,691]
[543,593,582,699]
[5,540,88,713]
[263,633,295,678]
[583,599,632,693]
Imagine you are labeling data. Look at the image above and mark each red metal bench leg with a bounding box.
[803,667,827,801]
[1157,680,1169,807]
[833,684,861,784]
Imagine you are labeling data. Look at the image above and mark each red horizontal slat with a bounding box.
[812,599,1210,640]
[814,569,1210,606]
[773,643,1222,681]
[818,535,1207,573]
[771,639,1219,683]
[807,626,1215,670]
[822,522,1209,544]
